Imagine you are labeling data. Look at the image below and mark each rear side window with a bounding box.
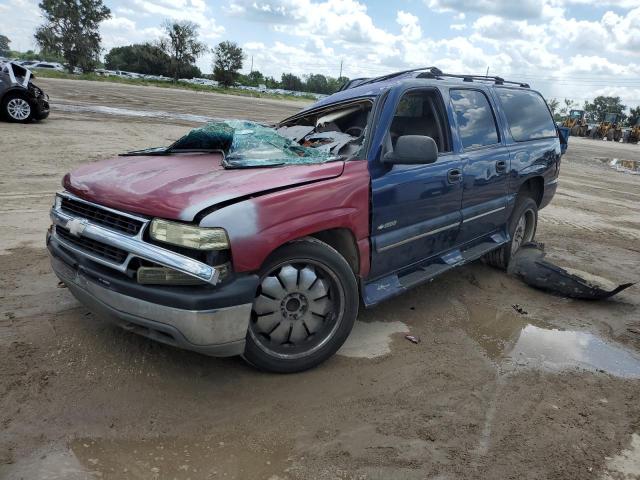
[496,89,556,141]
[450,89,500,149]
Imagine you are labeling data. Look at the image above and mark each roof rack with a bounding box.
[341,66,530,90]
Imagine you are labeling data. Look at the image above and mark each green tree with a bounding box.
[159,20,207,81]
[328,76,349,94]
[212,41,244,87]
[547,98,559,118]
[247,70,264,86]
[35,0,111,73]
[305,74,328,94]
[264,76,279,89]
[281,72,303,91]
[105,44,170,75]
[0,34,10,56]
[559,98,576,118]
[584,96,626,123]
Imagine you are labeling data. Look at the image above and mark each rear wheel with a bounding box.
[243,238,359,373]
[484,197,538,270]
[1,93,34,123]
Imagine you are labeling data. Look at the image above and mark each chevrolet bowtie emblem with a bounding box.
[67,218,89,237]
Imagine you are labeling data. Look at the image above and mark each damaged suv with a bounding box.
[0,62,50,122]
[47,67,564,372]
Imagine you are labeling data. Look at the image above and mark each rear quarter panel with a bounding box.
[199,161,371,276]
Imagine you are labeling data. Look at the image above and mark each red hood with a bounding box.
[64,153,345,221]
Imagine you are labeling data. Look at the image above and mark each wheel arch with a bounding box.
[517,176,544,206]
[307,228,360,275]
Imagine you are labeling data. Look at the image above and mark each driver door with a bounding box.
[369,88,464,279]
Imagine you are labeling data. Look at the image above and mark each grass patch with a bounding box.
[33,70,316,102]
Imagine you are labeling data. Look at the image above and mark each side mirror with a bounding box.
[383,135,438,165]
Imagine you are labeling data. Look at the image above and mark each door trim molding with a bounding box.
[462,206,506,224]
[377,222,460,252]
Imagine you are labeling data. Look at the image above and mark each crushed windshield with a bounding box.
[122,101,372,168]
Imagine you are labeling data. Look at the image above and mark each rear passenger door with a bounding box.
[449,89,510,244]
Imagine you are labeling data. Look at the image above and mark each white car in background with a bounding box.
[31,62,65,72]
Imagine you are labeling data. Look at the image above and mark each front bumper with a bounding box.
[49,238,255,356]
[47,192,259,357]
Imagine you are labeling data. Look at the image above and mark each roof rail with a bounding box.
[422,71,530,88]
[351,67,442,89]
[339,67,529,90]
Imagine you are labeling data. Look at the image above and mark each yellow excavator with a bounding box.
[623,118,640,144]
[590,112,623,142]
[562,109,588,137]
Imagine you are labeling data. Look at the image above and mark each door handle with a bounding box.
[496,160,507,173]
[447,169,462,183]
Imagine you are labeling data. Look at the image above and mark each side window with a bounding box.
[387,90,451,154]
[450,89,500,149]
[496,89,556,141]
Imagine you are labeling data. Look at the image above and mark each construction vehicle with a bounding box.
[623,118,640,144]
[562,109,588,137]
[590,112,623,142]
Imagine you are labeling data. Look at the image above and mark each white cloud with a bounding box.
[0,0,42,52]
[130,0,224,39]
[396,11,422,41]
[426,0,544,20]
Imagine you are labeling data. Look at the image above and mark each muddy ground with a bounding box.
[1,78,639,480]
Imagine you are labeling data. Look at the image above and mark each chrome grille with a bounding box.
[60,197,143,235]
[57,226,128,264]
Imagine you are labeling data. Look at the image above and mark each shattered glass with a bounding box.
[122,120,358,168]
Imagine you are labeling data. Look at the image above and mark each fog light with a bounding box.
[137,263,230,285]
[137,267,204,285]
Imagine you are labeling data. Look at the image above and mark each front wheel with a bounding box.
[243,238,359,373]
[484,197,538,270]
[1,93,34,123]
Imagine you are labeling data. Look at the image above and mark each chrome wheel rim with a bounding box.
[512,208,535,254]
[250,260,345,359]
[7,98,31,120]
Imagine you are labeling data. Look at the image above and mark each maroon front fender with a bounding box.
[200,161,371,276]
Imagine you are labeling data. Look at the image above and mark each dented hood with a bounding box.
[63,152,345,221]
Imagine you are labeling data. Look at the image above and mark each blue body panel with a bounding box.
[297,75,562,306]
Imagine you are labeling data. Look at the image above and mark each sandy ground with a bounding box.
[1,78,639,480]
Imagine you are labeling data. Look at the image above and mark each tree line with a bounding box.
[2,0,350,94]
[3,1,639,111]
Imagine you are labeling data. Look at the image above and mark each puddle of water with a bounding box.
[608,158,640,175]
[55,103,218,123]
[337,320,409,359]
[603,433,640,479]
[599,157,640,175]
[457,302,640,378]
[510,326,640,378]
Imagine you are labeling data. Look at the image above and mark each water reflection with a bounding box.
[511,325,640,378]
[458,302,640,378]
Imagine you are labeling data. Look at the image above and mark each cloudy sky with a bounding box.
[1,0,639,107]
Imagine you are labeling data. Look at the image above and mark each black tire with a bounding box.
[1,92,34,123]
[242,238,359,373]
[484,196,538,270]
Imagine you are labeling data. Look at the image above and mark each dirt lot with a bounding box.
[1,78,639,480]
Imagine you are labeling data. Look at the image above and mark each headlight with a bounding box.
[149,219,229,250]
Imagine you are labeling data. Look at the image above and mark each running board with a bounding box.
[362,232,507,306]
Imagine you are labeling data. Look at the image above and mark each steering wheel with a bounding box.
[345,126,363,137]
